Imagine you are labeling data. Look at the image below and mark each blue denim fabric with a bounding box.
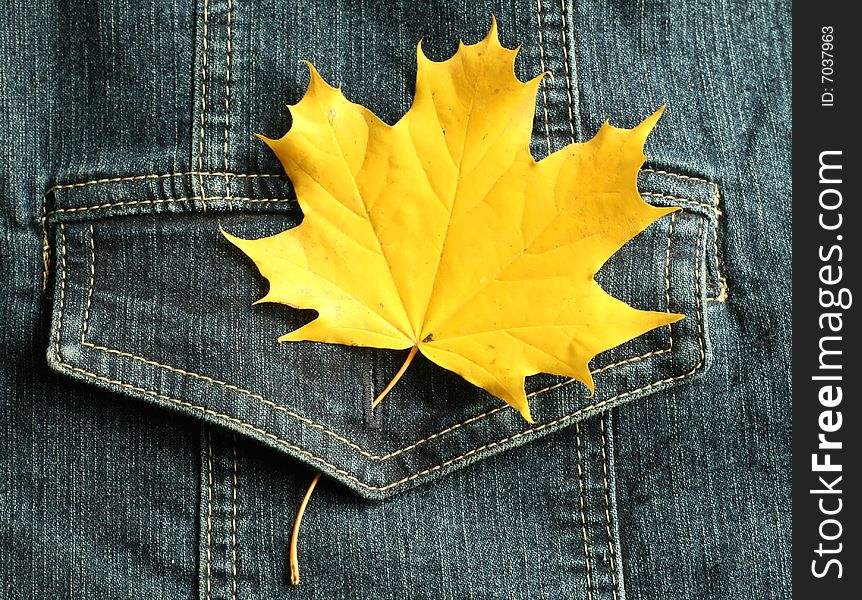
[1,0,790,598]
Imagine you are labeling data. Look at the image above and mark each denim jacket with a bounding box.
[1,1,791,598]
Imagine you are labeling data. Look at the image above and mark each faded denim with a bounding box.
[1,0,791,599]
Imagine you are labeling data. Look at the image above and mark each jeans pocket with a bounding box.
[44,167,724,499]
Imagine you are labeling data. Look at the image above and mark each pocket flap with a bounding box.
[45,168,723,498]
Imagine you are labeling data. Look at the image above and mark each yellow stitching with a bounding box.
[558,0,578,143]
[574,422,594,600]
[641,168,715,195]
[41,206,50,291]
[223,0,234,212]
[46,171,288,194]
[224,9,238,590]
[45,196,294,219]
[534,0,552,156]
[55,225,67,359]
[230,437,238,600]
[641,192,719,215]
[205,428,214,600]
[711,184,729,301]
[56,215,706,492]
[81,225,94,343]
[79,218,676,461]
[198,0,211,211]
[599,415,619,600]
[591,345,670,377]
[664,212,676,349]
[693,219,705,355]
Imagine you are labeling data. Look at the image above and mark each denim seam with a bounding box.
[75,217,676,462]
[641,168,716,194]
[533,0,552,155]
[641,193,719,216]
[81,224,95,343]
[709,185,728,301]
[53,218,704,492]
[574,422,595,600]
[205,428,214,600]
[55,225,67,358]
[557,0,579,143]
[663,213,676,350]
[201,430,238,600]
[599,414,619,600]
[47,172,288,194]
[44,196,294,219]
[222,0,234,209]
[230,438,238,600]
[40,195,51,291]
[603,412,627,600]
[196,0,211,210]
[43,192,717,220]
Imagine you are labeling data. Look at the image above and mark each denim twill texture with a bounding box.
[1,0,790,599]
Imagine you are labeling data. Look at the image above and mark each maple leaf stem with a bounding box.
[289,471,322,586]
[372,344,419,408]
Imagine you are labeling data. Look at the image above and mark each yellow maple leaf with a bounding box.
[223,20,683,422]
